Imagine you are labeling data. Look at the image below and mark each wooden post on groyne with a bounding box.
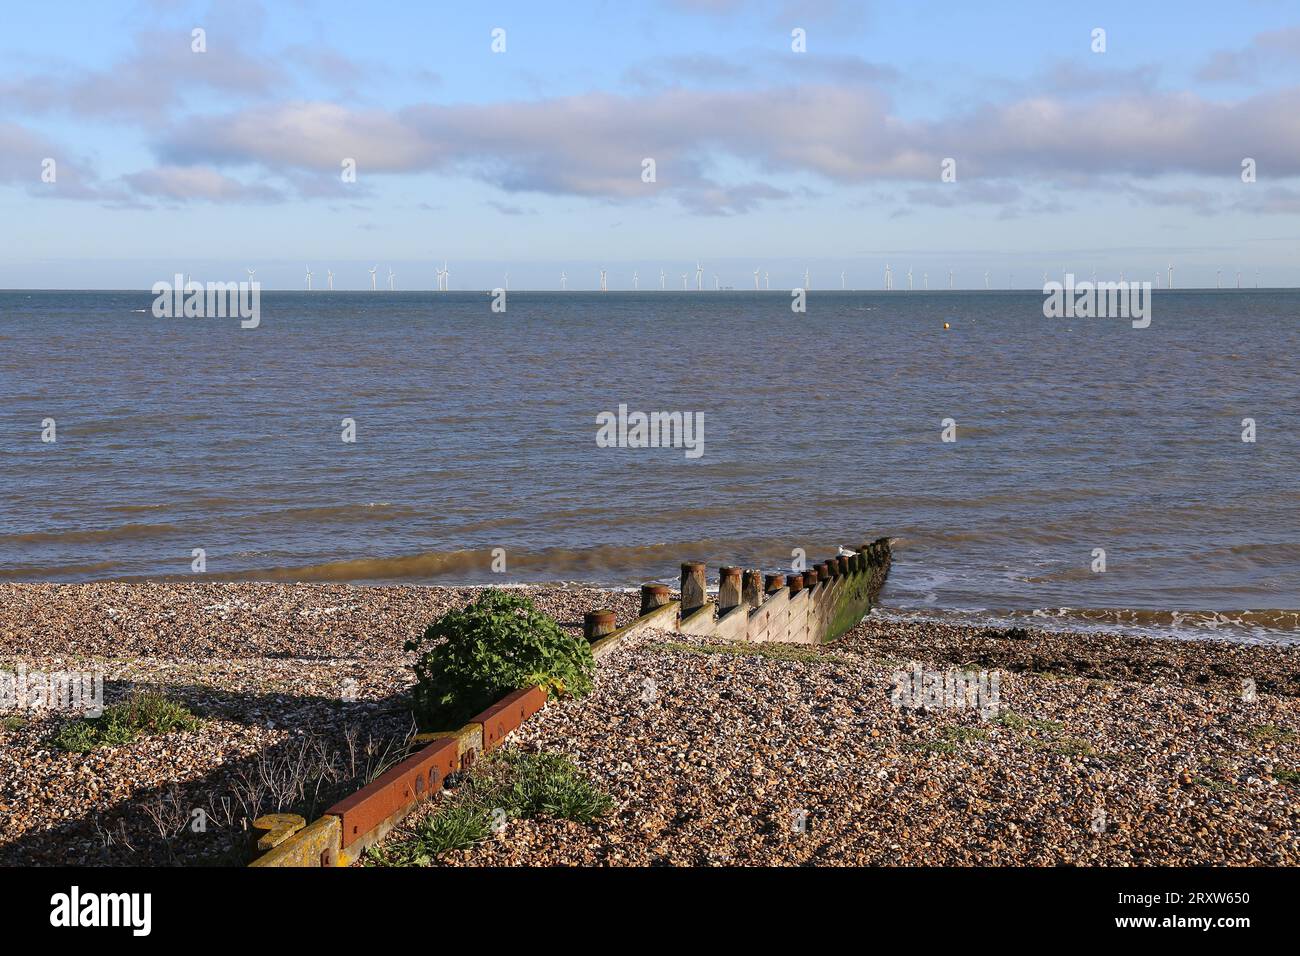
[596,537,893,652]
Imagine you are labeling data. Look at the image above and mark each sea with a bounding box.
[2,289,1297,643]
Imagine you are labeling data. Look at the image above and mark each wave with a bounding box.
[180,537,851,584]
[0,522,183,545]
[1220,542,1300,567]
[1026,606,1300,632]
[0,559,123,580]
[227,502,415,525]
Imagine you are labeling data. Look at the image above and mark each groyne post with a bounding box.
[680,562,707,618]
[640,583,671,616]
[583,610,617,641]
[718,566,743,613]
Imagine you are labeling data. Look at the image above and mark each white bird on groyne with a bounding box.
[837,545,857,557]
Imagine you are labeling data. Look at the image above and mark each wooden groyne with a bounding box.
[583,536,892,657]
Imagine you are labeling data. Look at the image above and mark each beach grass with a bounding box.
[51,691,201,753]
[1247,724,1297,744]
[943,725,992,743]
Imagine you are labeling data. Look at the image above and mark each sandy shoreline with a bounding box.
[2,582,1299,866]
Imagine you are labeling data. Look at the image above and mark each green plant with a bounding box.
[405,589,594,729]
[997,711,1027,730]
[502,751,614,824]
[1036,736,1095,757]
[414,802,496,859]
[1247,724,1297,744]
[997,711,1064,735]
[367,748,612,866]
[943,725,991,743]
[902,739,959,755]
[52,691,201,753]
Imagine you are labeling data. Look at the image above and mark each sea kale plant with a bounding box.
[405,588,595,729]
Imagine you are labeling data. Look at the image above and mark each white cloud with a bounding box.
[141,80,1300,216]
[122,165,282,202]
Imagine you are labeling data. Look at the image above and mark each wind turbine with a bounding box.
[983,271,990,290]
[504,273,509,291]
[599,269,607,292]
[387,267,395,291]
[907,267,913,291]
[369,266,378,291]
[305,266,313,291]
[327,269,334,291]
[1236,271,1242,289]
[659,269,665,290]
[681,273,688,290]
[803,267,811,290]
[948,269,953,290]
[1042,271,1048,287]
[633,270,639,290]
[923,272,929,290]
[884,264,893,290]
[436,264,447,291]
[441,262,450,291]
[1167,263,1174,290]
[1217,269,1222,289]
[246,268,256,285]
[764,270,770,290]
[559,271,567,290]
[840,271,846,290]
[713,274,719,290]
[695,262,703,291]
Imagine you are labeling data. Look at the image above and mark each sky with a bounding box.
[3,0,1300,289]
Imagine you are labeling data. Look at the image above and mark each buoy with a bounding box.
[943,322,950,329]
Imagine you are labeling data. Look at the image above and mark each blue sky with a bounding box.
[3,0,1300,289]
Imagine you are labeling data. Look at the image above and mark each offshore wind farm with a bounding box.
[207,260,1278,291]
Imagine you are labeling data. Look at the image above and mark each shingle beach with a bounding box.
[2,582,1298,866]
